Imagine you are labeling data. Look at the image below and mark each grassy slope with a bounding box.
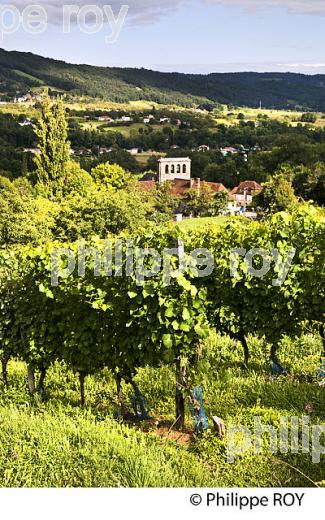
[0,333,323,488]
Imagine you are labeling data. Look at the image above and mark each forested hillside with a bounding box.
[1,48,325,109]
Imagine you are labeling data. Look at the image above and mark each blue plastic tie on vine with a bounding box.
[270,356,288,377]
[189,386,209,434]
[130,392,150,421]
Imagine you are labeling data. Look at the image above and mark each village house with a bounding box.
[19,118,33,127]
[220,146,238,157]
[221,145,248,162]
[126,148,140,155]
[97,116,114,122]
[120,115,133,123]
[230,180,263,208]
[14,92,41,104]
[23,147,40,154]
[193,144,210,152]
[99,147,113,154]
[143,115,155,123]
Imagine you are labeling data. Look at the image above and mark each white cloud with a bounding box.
[5,0,325,30]
[9,0,325,28]
[10,0,189,25]
[205,0,325,16]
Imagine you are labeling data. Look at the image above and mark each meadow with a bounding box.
[176,216,229,230]
[212,106,325,128]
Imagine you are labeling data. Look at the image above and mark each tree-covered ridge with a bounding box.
[1,48,325,109]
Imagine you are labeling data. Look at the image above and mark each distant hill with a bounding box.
[1,48,325,110]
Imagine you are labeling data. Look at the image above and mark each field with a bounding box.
[80,121,176,136]
[176,216,229,230]
[135,151,165,166]
[212,106,325,128]
[0,333,323,487]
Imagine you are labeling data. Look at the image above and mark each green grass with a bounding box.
[0,333,324,488]
[136,151,165,166]
[80,122,145,136]
[176,216,229,230]
[0,403,209,487]
[13,69,44,85]
[80,121,176,137]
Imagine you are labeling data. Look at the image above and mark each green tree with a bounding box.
[91,162,131,189]
[292,162,325,206]
[254,172,298,212]
[62,161,95,196]
[0,176,58,246]
[153,182,177,222]
[301,113,317,123]
[34,92,70,196]
[54,184,152,240]
[181,187,228,217]
[209,190,229,216]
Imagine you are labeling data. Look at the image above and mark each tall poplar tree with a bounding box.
[34,91,70,196]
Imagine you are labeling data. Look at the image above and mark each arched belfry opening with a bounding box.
[158,157,191,184]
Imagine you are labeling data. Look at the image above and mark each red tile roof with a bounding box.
[140,180,156,190]
[139,178,228,197]
[230,181,262,196]
[238,181,263,192]
[202,181,227,193]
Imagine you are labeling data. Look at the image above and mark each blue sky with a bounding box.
[2,0,325,73]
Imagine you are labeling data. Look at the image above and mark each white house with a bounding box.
[97,116,113,122]
[193,144,210,152]
[144,115,154,123]
[220,146,239,157]
[120,116,133,123]
[99,147,113,154]
[19,118,32,127]
[23,147,40,154]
